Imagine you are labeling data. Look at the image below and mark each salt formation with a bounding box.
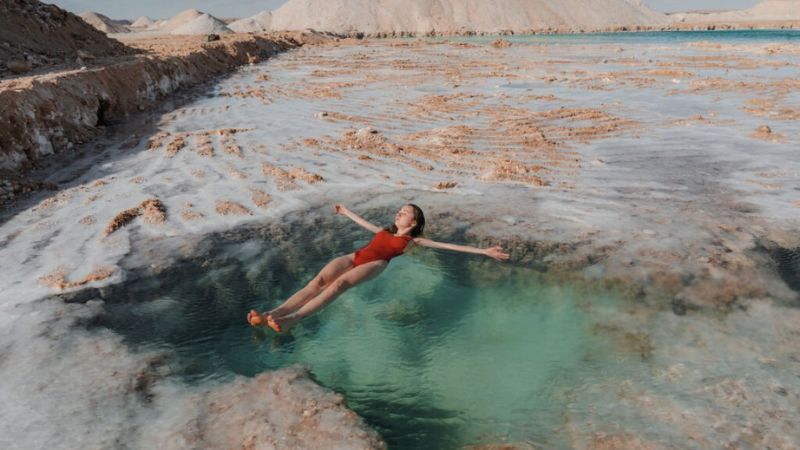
[268,0,668,34]
[141,9,233,35]
[671,0,800,23]
[130,16,155,28]
[147,9,204,32]
[170,13,233,35]
[229,10,274,33]
[79,11,130,33]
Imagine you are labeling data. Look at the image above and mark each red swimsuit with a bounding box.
[353,230,412,267]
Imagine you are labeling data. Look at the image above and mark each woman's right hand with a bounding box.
[334,204,348,215]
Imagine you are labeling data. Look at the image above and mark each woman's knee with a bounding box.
[332,277,352,291]
[308,276,327,290]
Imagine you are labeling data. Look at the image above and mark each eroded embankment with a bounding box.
[0,32,331,202]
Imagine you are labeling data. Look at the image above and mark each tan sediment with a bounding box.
[743,98,800,121]
[262,164,299,191]
[147,131,170,150]
[409,93,486,116]
[140,199,167,224]
[490,39,512,48]
[643,68,694,78]
[32,190,75,212]
[261,163,324,190]
[195,133,214,157]
[435,181,458,189]
[38,266,116,290]
[250,189,272,208]
[750,125,785,142]
[483,160,548,186]
[215,200,253,216]
[223,143,243,159]
[288,167,324,184]
[227,167,248,180]
[78,215,95,225]
[301,99,635,188]
[584,432,664,450]
[103,206,143,237]
[669,113,736,127]
[180,203,205,221]
[103,198,167,236]
[165,135,187,157]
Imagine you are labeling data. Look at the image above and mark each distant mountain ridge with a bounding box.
[266,0,668,34]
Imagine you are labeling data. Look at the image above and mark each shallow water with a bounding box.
[452,29,800,45]
[98,224,632,448]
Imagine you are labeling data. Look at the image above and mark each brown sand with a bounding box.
[103,198,167,236]
[750,125,785,142]
[250,188,272,208]
[180,203,205,221]
[0,0,133,78]
[215,200,253,216]
[39,266,116,290]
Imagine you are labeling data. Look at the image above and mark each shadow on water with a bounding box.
[50,210,627,449]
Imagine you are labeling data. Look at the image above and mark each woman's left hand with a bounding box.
[484,245,510,261]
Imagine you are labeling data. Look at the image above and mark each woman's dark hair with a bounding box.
[386,203,425,237]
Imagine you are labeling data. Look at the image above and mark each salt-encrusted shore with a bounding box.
[2,32,799,447]
[0,31,337,202]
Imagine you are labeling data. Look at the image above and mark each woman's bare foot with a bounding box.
[268,313,303,333]
[247,310,268,327]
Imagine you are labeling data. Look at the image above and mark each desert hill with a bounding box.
[268,0,668,34]
[0,0,132,77]
[229,11,274,33]
[131,16,156,28]
[79,11,130,33]
[170,13,233,35]
[670,0,800,23]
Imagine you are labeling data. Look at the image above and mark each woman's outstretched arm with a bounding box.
[413,238,510,261]
[334,204,382,233]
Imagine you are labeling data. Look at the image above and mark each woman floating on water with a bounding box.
[247,204,510,332]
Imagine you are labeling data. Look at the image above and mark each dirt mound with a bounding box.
[79,11,129,34]
[229,11,273,32]
[269,0,668,35]
[152,9,203,32]
[170,13,233,35]
[131,16,155,28]
[671,0,800,23]
[0,0,132,78]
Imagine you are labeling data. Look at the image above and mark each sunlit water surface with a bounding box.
[99,226,634,449]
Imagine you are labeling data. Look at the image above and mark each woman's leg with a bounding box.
[268,253,355,318]
[273,260,387,331]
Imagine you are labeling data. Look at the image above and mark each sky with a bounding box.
[45,0,762,20]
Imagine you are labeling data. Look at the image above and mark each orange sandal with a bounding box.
[266,314,283,333]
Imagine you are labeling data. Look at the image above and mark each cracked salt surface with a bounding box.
[1,31,800,448]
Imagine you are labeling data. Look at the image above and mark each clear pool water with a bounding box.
[94,221,640,449]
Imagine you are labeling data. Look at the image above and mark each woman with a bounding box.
[248,203,510,332]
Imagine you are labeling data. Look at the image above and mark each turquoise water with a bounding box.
[97,223,634,448]
[449,29,800,45]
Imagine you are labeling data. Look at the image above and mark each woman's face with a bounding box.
[394,205,417,230]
